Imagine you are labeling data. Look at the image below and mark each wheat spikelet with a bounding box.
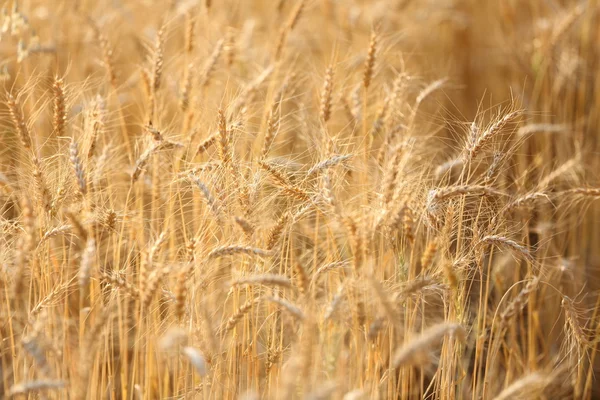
[260,161,311,201]
[294,260,308,295]
[368,275,401,324]
[159,327,188,351]
[321,173,338,212]
[265,74,292,149]
[371,93,393,136]
[197,134,217,155]
[70,139,87,196]
[491,372,550,400]
[468,110,522,158]
[562,296,592,347]
[217,108,231,165]
[262,106,281,160]
[131,145,158,183]
[199,38,224,87]
[442,261,459,291]
[558,187,600,198]
[146,22,165,122]
[362,31,378,89]
[141,67,152,95]
[230,274,293,290]
[402,208,415,243]
[429,185,506,202]
[265,342,282,376]
[28,281,73,318]
[393,322,466,367]
[382,154,401,204]
[145,122,164,142]
[8,380,66,397]
[151,23,165,92]
[87,95,106,159]
[142,262,169,310]
[420,241,438,270]
[307,155,352,177]
[174,267,188,320]
[224,27,236,67]
[188,175,221,220]
[149,231,168,262]
[21,336,52,377]
[184,10,196,54]
[180,62,194,111]
[53,77,66,137]
[479,235,532,261]
[99,271,140,298]
[348,84,362,121]
[398,277,438,299]
[234,215,255,237]
[182,238,196,263]
[410,79,447,125]
[288,0,305,30]
[12,197,34,300]
[75,308,111,398]
[482,152,504,184]
[224,297,262,333]
[208,245,269,259]
[416,79,446,106]
[344,216,363,272]
[367,318,385,342]
[182,346,207,376]
[548,4,585,49]
[232,66,274,114]
[503,192,550,214]
[311,261,350,287]
[273,0,305,60]
[265,296,305,320]
[260,160,292,186]
[78,238,95,291]
[7,93,32,149]
[435,157,464,179]
[266,213,288,250]
[65,210,88,241]
[90,19,116,86]
[498,276,539,328]
[517,123,568,137]
[320,63,334,123]
[31,155,51,213]
[536,154,582,189]
[39,224,72,244]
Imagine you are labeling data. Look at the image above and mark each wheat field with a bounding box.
[1,0,599,398]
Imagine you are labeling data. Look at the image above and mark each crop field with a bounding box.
[0,0,599,399]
